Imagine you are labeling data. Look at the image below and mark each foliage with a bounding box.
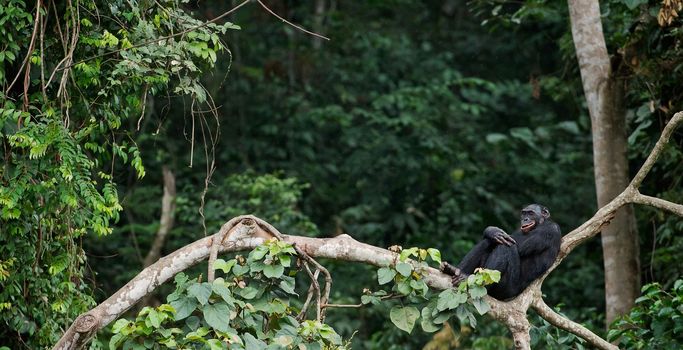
[107,240,347,349]
[0,0,236,347]
[608,279,683,349]
[182,172,319,237]
[373,246,500,334]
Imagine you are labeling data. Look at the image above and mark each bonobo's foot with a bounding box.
[440,262,469,287]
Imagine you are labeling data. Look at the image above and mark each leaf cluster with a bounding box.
[108,240,347,349]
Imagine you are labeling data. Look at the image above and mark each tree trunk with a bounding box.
[142,166,176,267]
[567,0,640,324]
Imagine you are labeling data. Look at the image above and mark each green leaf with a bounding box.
[111,319,130,334]
[206,339,223,350]
[469,285,487,299]
[279,276,297,295]
[399,247,418,261]
[232,264,250,276]
[213,259,236,274]
[250,245,269,260]
[427,248,441,264]
[212,279,233,304]
[390,306,419,333]
[238,286,259,299]
[486,133,507,143]
[622,0,647,10]
[203,303,231,332]
[472,298,490,315]
[433,311,452,324]
[188,283,212,305]
[243,333,267,350]
[148,308,162,328]
[395,262,412,277]
[377,267,397,285]
[263,264,285,278]
[420,306,440,333]
[170,297,197,320]
[397,279,412,295]
[437,289,467,311]
[109,333,126,350]
[279,254,291,267]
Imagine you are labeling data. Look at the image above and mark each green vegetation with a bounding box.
[1,0,682,349]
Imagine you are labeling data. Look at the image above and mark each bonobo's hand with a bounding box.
[440,262,468,286]
[440,261,458,275]
[483,226,516,246]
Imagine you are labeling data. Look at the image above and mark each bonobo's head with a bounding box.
[520,204,550,233]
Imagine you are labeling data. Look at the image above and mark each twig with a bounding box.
[303,262,321,321]
[297,268,320,321]
[256,0,330,41]
[206,216,248,282]
[629,112,683,188]
[252,217,334,320]
[136,84,150,131]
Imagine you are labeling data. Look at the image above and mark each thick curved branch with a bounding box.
[54,216,479,350]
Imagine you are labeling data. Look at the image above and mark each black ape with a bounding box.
[440,204,561,300]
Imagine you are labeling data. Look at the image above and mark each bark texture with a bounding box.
[567,0,640,324]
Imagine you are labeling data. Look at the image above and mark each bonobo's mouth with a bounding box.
[521,222,535,232]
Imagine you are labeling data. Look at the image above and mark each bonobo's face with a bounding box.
[520,204,550,233]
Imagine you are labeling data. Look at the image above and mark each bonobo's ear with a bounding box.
[541,207,550,218]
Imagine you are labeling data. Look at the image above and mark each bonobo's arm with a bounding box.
[483,226,516,246]
[517,222,561,257]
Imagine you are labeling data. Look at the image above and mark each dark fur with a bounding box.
[442,204,561,300]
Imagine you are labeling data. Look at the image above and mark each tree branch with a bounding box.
[531,299,617,350]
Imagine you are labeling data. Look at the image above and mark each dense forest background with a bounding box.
[1,0,682,349]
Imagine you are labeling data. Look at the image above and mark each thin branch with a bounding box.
[632,192,683,216]
[629,111,683,188]
[297,268,320,321]
[136,84,150,131]
[531,299,617,350]
[303,262,321,321]
[256,0,330,41]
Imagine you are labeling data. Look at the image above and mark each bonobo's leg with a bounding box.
[441,240,492,287]
[457,240,492,274]
[482,244,521,300]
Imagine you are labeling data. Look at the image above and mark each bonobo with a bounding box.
[440,204,561,300]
